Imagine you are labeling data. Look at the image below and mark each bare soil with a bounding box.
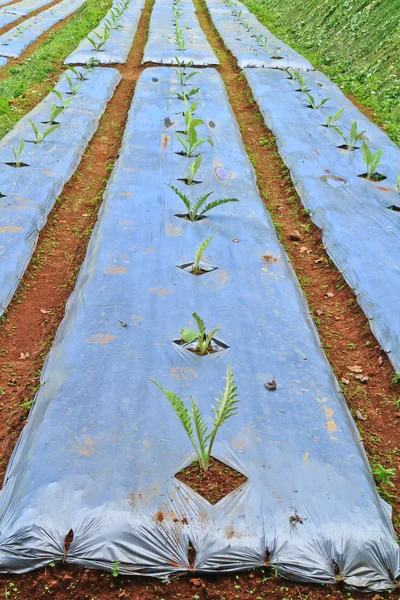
[175,456,247,504]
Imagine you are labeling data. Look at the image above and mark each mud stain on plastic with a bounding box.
[323,406,337,434]
[85,334,116,345]
[377,186,391,192]
[70,435,95,457]
[170,367,198,380]
[321,174,347,188]
[161,134,170,149]
[63,530,74,562]
[0,226,23,233]
[154,510,164,523]
[263,254,279,263]
[104,266,127,275]
[218,269,228,285]
[149,287,173,296]
[130,315,143,325]
[165,222,183,237]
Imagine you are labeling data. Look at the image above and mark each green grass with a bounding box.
[0,0,112,139]
[242,0,400,146]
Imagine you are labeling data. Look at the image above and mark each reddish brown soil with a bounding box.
[0,0,399,598]
[175,457,247,504]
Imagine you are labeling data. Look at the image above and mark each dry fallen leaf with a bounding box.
[264,380,277,391]
[314,258,323,264]
[325,292,335,298]
[40,308,51,314]
[19,352,30,360]
[232,238,239,243]
[355,374,369,384]
[356,409,367,421]
[341,377,350,385]
[316,309,323,316]
[299,246,308,253]
[348,365,363,373]
[378,356,384,366]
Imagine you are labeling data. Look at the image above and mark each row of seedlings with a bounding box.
[152,58,241,474]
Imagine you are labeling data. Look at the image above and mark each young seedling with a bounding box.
[272,46,282,59]
[87,28,110,52]
[173,56,199,86]
[284,67,295,79]
[151,365,239,472]
[191,235,215,274]
[67,66,86,82]
[180,312,220,354]
[361,142,384,181]
[396,173,400,193]
[52,89,71,109]
[29,120,60,144]
[295,72,309,93]
[86,57,101,71]
[176,116,211,157]
[324,108,344,128]
[304,92,330,109]
[170,185,238,221]
[185,154,202,184]
[171,87,199,102]
[333,120,366,151]
[12,139,25,167]
[176,27,185,52]
[65,74,81,96]
[49,103,63,125]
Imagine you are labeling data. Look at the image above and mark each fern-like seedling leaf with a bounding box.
[192,234,215,273]
[190,191,213,220]
[191,397,208,469]
[192,312,206,339]
[205,365,239,466]
[200,197,238,218]
[169,184,191,214]
[151,380,201,461]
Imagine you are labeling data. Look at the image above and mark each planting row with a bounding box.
[205,0,312,69]
[65,0,144,65]
[0,65,120,315]
[0,0,56,29]
[0,65,398,591]
[143,0,218,65]
[0,0,88,59]
[204,0,400,374]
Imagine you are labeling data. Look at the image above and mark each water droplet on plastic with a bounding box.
[215,167,231,180]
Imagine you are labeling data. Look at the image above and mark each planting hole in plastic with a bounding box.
[175,213,207,221]
[0,193,5,199]
[63,529,74,562]
[175,151,200,158]
[337,144,360,151]
[358,172,387,183]
[264,548,271,567]
[177,260,218,275]
[173,336,229,355]
[5,162,29,168]
[388,205,400,212]
[174,457,247,505]
[177,178,202,185]
[188,540,196,570]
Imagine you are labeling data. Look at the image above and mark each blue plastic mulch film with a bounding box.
[0,0,57,28]
[0,66,398,591]
[142,0,219,65]
[0,66,120,316]
[0,0,87,58]
[65,0,144,65]
[243,69,400,373]
[204,0,313,70]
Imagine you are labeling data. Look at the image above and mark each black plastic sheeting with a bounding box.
[65,0,144,65]
[0,67,121,316]
[243,68,400,374]
[143,0,218,65]
[205,0,312,70]
[0,66,398,591]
